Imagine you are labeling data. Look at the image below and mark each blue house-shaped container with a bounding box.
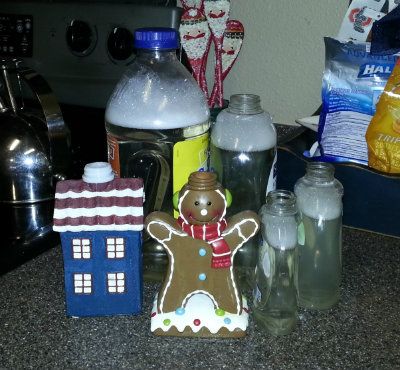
[53,169,144,317]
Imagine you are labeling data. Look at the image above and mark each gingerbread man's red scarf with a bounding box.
[177,217,232,268]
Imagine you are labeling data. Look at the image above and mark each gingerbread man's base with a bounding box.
[150,293,249,338]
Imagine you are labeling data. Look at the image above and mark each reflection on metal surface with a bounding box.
[0,59,71,273]
[9,139,20,151]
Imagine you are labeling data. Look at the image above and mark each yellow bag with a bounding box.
[366,60,400,173]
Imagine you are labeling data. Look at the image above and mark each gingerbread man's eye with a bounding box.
[207,201,212,206]
[194,201,200,206]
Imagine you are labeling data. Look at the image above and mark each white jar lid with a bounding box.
[82,162,114,183]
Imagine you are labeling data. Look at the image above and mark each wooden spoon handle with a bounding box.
[199,37,212,99]
[209,20,244,107]
[212,37,224,108]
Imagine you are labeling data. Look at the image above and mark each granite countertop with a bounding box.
[0,227,399,369]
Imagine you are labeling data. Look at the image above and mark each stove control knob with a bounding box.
[107,27,134,61]
[66,20,95,56]
[16,21,24,34]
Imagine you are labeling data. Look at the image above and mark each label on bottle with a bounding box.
[297,221,305,246]
[254,240,272,304]
[107,135,121,177]
[254,284,262,303]
[261,240,271,278]
[173,132,209,217]
[266,150,277,195]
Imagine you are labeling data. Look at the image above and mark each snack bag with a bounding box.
[318,37,398,165]
[366,59,400,173]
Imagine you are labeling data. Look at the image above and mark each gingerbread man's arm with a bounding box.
[145,212,187,247]
[222,211,260,253]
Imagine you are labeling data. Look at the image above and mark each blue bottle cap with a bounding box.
[134,27,179,50]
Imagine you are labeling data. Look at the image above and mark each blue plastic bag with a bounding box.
[318,37,398,164]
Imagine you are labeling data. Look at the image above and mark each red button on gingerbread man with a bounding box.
[145,171,260,338]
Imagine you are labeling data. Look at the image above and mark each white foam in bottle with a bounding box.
[211,110,276,152]
[105,65,209,130]
[263,215,298,250]
[296,188,342,221]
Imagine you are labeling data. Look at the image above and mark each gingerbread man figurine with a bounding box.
[145,171,259,338]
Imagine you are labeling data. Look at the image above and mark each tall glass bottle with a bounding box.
[105,28,209,279]
[253,190,298,336]
[209,94,277,286]
[294,162,344,309]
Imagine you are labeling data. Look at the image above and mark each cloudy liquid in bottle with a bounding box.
[297,214,342,309]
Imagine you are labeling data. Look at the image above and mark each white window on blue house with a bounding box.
[107,272,125,294]
[72,238,91,259]
[73,273,92,294]
[106,238,125,259]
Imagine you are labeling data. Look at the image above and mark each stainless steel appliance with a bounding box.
[0,0,181,273]
[0,59,71,273]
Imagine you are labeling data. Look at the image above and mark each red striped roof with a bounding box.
[55,178,142,194]
[53,178,144,232]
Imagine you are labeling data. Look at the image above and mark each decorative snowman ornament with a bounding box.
[145,171,259,338]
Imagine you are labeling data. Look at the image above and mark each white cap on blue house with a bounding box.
[82,162,114,183]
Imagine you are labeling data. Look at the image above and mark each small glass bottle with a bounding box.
[209,94,277,287]
[294,162,344,310]
[253,190,298,336]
